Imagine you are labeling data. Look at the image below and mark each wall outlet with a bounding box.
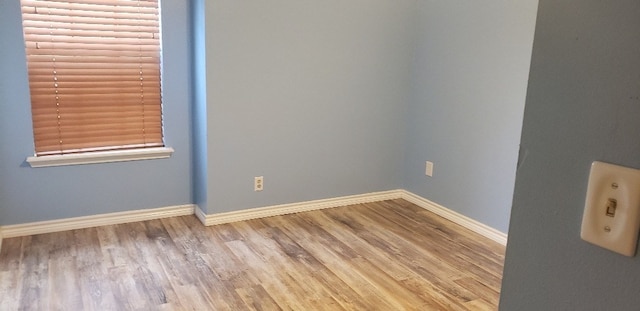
[254,176,264,191]
[426,161,434,177]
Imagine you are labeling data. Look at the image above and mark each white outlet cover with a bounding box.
[426,161,434,177]
[581,161,640,256]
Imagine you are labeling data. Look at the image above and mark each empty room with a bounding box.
[1,0,639,310]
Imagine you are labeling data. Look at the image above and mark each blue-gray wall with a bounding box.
[195,0,415,214]
[404,0,538,233]
[0,0,192,225]
[500,0,640,309]
[191,0,209,213]
[1,0,539,242]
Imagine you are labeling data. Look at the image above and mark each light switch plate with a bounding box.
[581,161,640,256]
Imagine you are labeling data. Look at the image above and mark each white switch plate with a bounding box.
[581,161,640,256]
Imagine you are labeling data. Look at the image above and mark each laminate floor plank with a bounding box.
[364,202,503,299]
[229,221,342,309]
[287,212,458,310]
[316,206,474,309]
[255,217,376,311]
[263,214,400,310]
[277,212,460,311]
[354,202,504,292]
[0,237,25,310]
[160,218,249,310]
[0,199,505,310]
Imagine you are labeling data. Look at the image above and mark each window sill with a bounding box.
[26,147,174,168]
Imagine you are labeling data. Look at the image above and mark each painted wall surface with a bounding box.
[198,0,415,213]
[403,0,538,233]
[191,0,209,212]
[0,0,192,225]
[500,0,640,309]
[1,0,540,240]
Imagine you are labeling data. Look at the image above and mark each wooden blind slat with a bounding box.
[30,86,161,92]
[35,126,163,138]
[21,0,159,9]
[28,73,159,83]
[33,116,163,127]
[21,14,159,28]
[28,69,161,76]
[21,0,163,156]
[26,42,160,52]
[37,143,164,156]
[25,34,159,47]
[29,90,161,98]
[27,59,161,66]
[23,20,158,33]
[31,80,159,94]
[34,130,163,138]
[22,0,159,12]
[21,7,159,22]
[31,98,161,108]
[33,105,161,116]
[20,11,160,27]
[24,28,158,40]
[26,48,159,58]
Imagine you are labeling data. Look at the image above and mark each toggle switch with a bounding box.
[606,198,617,217]
[581,161,640,256]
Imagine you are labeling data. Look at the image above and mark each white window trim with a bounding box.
[26,147,174,168]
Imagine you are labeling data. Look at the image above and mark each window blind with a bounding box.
[20,0,164,156]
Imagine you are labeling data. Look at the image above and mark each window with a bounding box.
[20,0,172,167]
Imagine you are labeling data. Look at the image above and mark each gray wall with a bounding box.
[196,0,415,213]
[0,0,193,225]
[404,0,538,233]
[500,0,640,309]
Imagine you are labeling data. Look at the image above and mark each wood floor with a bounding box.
[0,199,505,310]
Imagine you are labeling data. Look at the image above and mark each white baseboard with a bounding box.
[194,204,208,225]
[195,190,404,226]
[0,204,195,239]
[0,189,507,254]
[194,189,507,245]
[400,190,508,245]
